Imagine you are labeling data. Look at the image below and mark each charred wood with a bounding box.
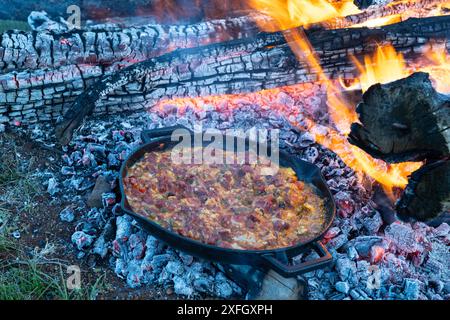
[349,72,449,162]
[0,15,263,125]
[349,72,450,221]
[396,159,450,222]
[326,0,448,29]
[0,15,262,73]
[54,16,450,144]
[354,0,377,10]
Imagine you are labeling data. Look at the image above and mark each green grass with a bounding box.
[0,228,15,253]
[0,228,106,300]
[0,149,22,186]
[0,263,57,300]
[0,260,106,300]
[0,135,41,214]
[0,134,106,300]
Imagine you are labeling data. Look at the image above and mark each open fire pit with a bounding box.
[0,0,449,301]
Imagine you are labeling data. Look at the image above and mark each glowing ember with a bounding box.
[370,245,385,264]
[153,0,450,192]
[350,14,402,28]
[153,82,422,190]
[350,0,450,29]
[249,0,450,31]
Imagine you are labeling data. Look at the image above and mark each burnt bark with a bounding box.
[0,15,262,124]
[0,15,261,73]
[349,72,450,162]
[396,159,450,222]
[349,72,450,221]
[55,16,450,145]
[326,0,448,29]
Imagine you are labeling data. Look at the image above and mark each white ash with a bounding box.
[370,0,396,7]
[59,206,75,222]
[46,177,60,196]
[72,231,96,250]
[355,0,396,9]
[13,86,450,300]
[11,230,21,239]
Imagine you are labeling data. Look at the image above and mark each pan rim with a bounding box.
[118,135,336,255]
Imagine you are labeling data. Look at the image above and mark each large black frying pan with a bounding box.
[119,125,336,277]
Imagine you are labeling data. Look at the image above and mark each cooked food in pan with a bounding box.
[123,148,326,250]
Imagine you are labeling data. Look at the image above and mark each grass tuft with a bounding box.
[0,135,41,214]
[0,260,106,300]
[0,134,106,300]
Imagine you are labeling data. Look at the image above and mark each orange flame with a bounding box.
[152,83,422,190]
[328,43,449,190]
[341,42,450,94]
[420,45,450,94]
[249,0,360,31]
[250,0,450,31]
[248,0,425,191]
[153,1,449,192]
[304,119,422,189]
[341,44,409,92]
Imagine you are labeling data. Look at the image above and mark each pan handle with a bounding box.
[261,242,332,277]
[140,125,189,144]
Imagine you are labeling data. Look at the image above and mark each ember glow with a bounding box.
[247,1,424,190]
[350,14,402,28]
[153,81,422,191]
[152,0,449,191]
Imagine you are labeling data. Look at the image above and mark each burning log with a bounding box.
[0,15,262,73]
[349,72,450,221]
[350,72,449,162]
[325,0,448,29]
[0,15,263,124]
[55,16,450,144]
[397,159,450,222]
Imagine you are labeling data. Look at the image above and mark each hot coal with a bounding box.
[59,206,76,222]
[10,81,450,300]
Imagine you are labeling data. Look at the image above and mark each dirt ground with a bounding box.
[0,131,177,300]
